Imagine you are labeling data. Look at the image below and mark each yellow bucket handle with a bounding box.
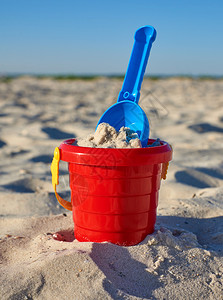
[161,162,169,180]
[161,144,172,180]
[51,147,72,211]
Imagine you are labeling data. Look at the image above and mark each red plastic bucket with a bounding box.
[51,138,172,246]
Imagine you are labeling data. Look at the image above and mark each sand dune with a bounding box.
[0,77,223,299]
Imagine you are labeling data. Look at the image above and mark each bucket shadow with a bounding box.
[90,243,163,299]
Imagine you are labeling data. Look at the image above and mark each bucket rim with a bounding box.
[59,138,172,166]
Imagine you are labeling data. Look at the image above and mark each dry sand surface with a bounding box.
[0,76,223,299]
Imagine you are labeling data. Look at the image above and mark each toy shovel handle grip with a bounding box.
[117,26,156,104]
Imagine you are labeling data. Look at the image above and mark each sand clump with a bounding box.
[75,122,161,148]
[75,122,142,148]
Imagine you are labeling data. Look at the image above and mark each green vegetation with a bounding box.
[197,75,223,81]
[0,74,223,83]
[144,75,161,81]
[37,74,98,81]
[0,76,14,83]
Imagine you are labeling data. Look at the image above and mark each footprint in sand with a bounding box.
[41,126,75,140]
[219,116,223,123]
[10,149,29,157]
[0,140,6,149]
[188,122,223,133]
[2,178,37,193]
[195,167,223,180]
[30,154,52,164]
[175,169,220,188]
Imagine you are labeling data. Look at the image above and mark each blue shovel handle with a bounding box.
[117,26,156,104]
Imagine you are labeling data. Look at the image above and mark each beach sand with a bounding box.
[0,76,223,299]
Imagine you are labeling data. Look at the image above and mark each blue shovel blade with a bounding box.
[97,100,149,147]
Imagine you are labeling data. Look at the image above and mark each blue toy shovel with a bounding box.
[96,25,156,147]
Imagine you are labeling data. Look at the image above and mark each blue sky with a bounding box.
[0,0,222,75]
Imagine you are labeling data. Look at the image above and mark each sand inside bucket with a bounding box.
[74,123,161,148]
